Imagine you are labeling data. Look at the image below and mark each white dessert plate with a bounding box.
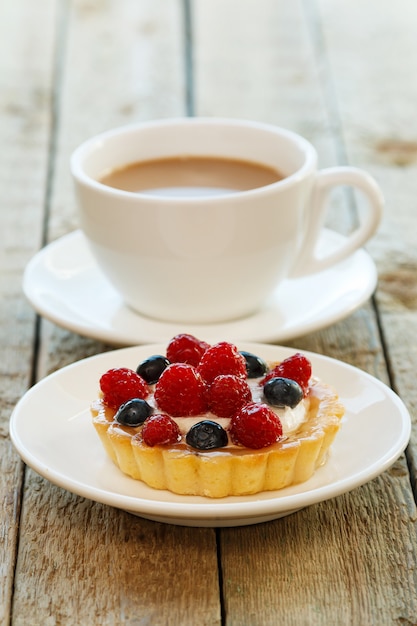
[23,230,377,345]
[10,342,410,527]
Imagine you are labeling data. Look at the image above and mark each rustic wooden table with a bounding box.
[2,1,417,624]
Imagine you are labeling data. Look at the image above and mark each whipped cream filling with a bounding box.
[148,378,307,436]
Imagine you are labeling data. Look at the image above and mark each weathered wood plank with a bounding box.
[193,0,358,245]
[316,0,417,501]
[193,0,417,623]
[11,1,222,624]
[0,0,56,623]
[49,0,187,242]
[220,465,417,626]
[13,473,220,626]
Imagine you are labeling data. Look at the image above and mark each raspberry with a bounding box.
[230,402,283,449]
[154,363,208,417]
[207,375,252,418]
[142,414,181,447]
[166,333,210,367]
[197,342,247,385]
[261,353,312,395]
[100,368,149,409]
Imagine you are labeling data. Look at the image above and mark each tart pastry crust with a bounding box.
[91,378,344,498]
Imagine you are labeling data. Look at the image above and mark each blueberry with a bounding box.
[186,420,228,450]
[263,377,303,408]
[115,398,153,426]
[239,351,268,378]
[136,355,170,384]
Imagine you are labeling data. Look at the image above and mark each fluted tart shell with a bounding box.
[91,378,344,498]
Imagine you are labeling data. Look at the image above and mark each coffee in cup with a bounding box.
[71,117,383,324]
[99,155,284,197]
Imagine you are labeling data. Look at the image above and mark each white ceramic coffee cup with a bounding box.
[71,117,383,324]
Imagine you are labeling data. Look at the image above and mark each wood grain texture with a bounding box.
[194,0,417,623]
[220,465,417,625]
[49,0,187,242]
[10,1,220,625]
[316,0,417,513]
[0,0,56,623]
[12,473,220,626]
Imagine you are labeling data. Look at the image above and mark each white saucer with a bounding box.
[23,230,377,345]
[9,343,410,527]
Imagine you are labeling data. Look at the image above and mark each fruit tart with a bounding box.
[91,334,344,498]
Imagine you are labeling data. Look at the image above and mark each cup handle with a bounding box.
[290,166,383,277]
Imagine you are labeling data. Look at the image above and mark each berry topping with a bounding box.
[154,363,208,417]
[230,402,283,449]
[207,374,252,418]
[240,351,268,378]
[261,353,312,395]
[136,355,170,384]
[166,333,210,367]
[100,368,149,409]
[115,398,153,426]
[186,420,228,450]
[197,342,247,385]
[142,414,181,447]
[263,377,303,409]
